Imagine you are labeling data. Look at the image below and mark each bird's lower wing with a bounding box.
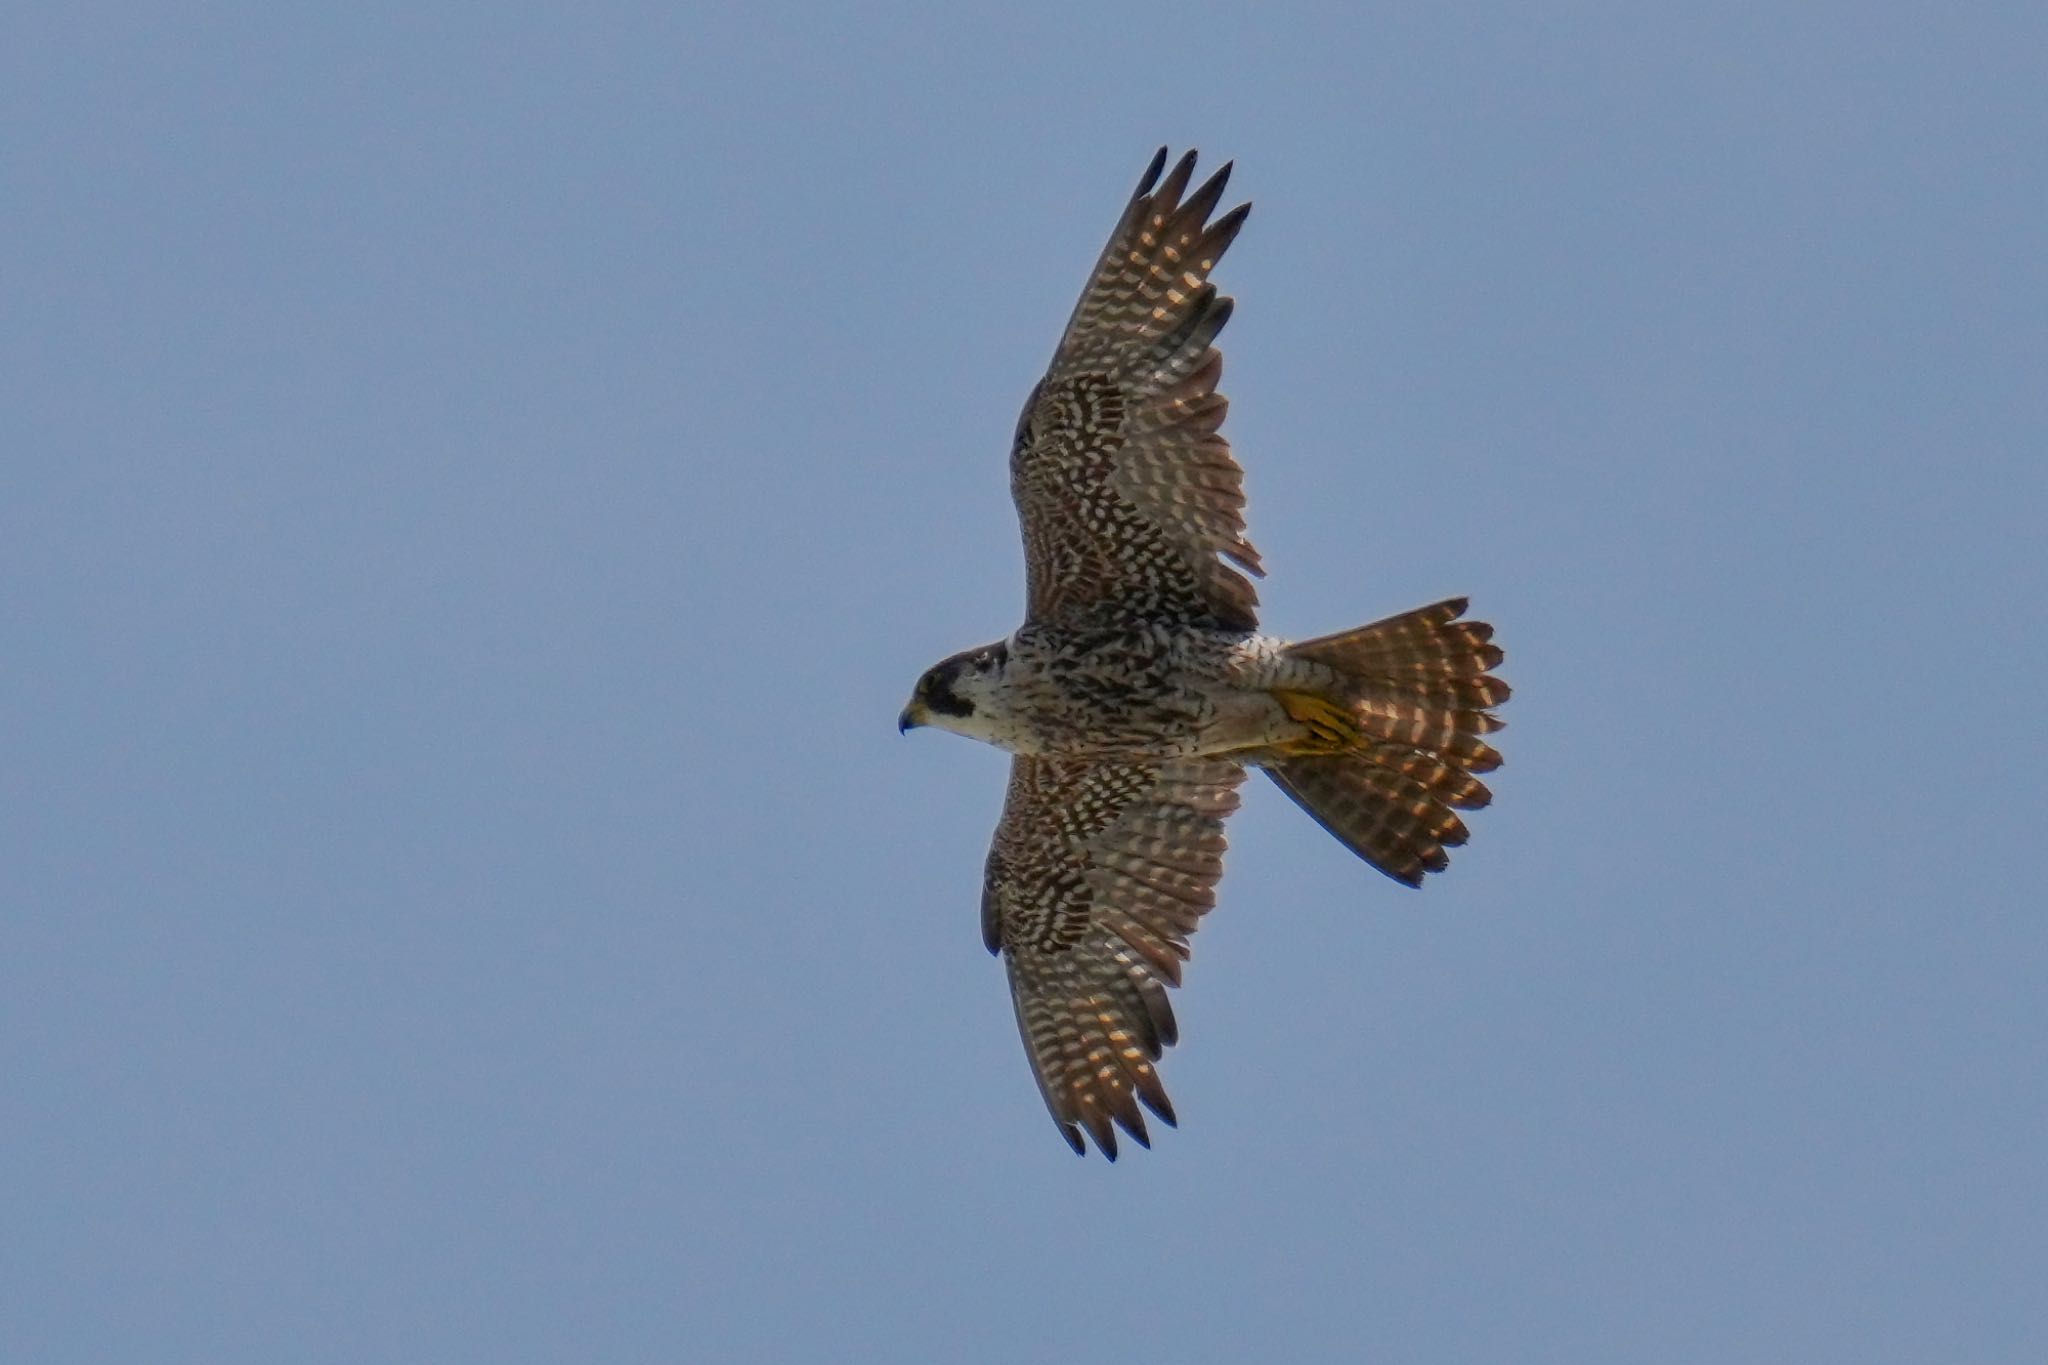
[980,756,1245,1158]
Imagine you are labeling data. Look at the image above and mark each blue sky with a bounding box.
[5,3,2044,1361]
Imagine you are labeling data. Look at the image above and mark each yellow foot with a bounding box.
[1271,689,1363,754]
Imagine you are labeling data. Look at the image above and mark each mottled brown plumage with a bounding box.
[1013,148,1260,631]
[981,759,1242,1156]
[900,151,1511,1158]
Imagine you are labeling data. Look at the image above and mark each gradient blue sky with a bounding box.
[6,4,2044,1362]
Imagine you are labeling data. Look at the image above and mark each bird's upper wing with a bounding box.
[980,755,1246,1158]
[1012,149,1263,631]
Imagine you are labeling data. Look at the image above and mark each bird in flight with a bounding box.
[899,149,1509,1158]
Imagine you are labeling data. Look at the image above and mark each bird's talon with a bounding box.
[1272,688,1363,754]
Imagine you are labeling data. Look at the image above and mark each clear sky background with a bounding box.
[5,4,2044,1362]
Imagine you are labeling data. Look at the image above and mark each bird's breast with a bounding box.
[1002,625,1245,758]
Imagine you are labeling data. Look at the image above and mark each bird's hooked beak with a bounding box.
[898,701,928,734]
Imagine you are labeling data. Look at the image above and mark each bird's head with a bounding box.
[899,640,1012,743]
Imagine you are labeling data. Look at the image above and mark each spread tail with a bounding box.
[1265,597,1508,886]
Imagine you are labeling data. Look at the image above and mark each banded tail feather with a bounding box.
[1267,598,1509,886]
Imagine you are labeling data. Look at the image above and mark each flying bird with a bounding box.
[899,149,1509,1158]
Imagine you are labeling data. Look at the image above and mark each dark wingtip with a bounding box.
[1155,1009,1179,1050]
[1056,1121,1085,1156]
[1083,1110,1120,1160]
[1134,146,1169,198]
[1184,159,1234,220]
[1380,861,1428,889]
[1149,149,1200,217]
[1187,162,1228,227]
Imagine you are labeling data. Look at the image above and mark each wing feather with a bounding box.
[981,756,1244,1158]
[1012,150,1262,631]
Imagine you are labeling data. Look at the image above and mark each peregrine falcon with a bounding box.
[899,150,1509,1158]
